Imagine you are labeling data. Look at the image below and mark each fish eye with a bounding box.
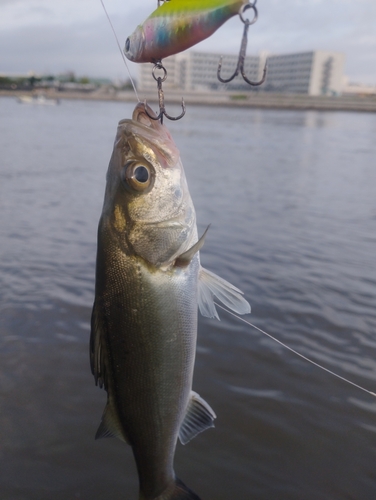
[133,165,149,183]
[122,161,154,193]
[125,37,130,52]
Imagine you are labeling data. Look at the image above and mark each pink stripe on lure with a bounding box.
[125,0,248,63]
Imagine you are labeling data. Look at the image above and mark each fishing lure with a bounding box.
[125,0,249,63]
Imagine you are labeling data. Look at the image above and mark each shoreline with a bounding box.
[2,89,376,113]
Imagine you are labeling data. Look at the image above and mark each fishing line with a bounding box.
[214,302,376,398]
[100,0,140,102]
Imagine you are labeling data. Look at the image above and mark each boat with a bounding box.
[17,94,60,105]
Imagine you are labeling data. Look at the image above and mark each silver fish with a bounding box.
[90,103,250,500]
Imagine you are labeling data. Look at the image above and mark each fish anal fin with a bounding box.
[175,225,210,268]
[179,391,216,445]
[95,401,129,444]
[198,266,251,319]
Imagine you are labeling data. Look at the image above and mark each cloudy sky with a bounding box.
[1,0,375,84]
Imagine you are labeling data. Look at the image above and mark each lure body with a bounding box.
[125,0,248,63]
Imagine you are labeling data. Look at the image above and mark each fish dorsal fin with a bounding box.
[198,267,251,320]
[95,401,129,444]
[179,391,216,445]
[175,226,210,267]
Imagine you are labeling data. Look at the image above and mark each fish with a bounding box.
[90,102,250,500]
[124,0,248,63]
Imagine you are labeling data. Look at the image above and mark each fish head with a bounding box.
[124,26,145,62]
[102,103,197,267]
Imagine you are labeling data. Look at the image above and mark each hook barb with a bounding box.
[144,95,186,125]
[217,2,266,87]
[144,62,186,124]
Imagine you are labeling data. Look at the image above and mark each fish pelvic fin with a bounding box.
[198,266,251,320]
[95,401,129,444]
[141,477,201,500]
[179,391,216,445]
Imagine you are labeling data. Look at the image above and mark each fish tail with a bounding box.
[140,477,201,500]
[168,478,201,500]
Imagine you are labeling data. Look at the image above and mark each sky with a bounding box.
[1,0,376,84]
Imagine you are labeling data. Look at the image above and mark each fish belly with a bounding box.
[101,251,200,496]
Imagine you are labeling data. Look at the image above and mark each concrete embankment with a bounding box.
[2,89,376,113]
[138,90,376,113]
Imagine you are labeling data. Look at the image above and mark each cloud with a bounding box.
[0,20,135,78]
[0,0,375,83]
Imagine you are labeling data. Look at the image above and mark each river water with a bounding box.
[1,96,376,500]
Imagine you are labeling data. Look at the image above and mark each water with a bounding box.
[1,96,376,499]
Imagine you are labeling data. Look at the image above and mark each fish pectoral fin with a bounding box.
[198,267,251,320]
[95,401,129,444]
[174,225,210,267]
[179,391,216,445]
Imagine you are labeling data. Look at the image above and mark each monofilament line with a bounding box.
[100,0,140,102]
[214,302,376,398]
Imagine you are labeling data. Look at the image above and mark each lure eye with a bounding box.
[122,161,154,193]
[125,37,130,53]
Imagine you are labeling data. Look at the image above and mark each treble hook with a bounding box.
[217,1,267,86]
[144,62,186,125]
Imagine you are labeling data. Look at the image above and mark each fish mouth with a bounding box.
[118,104,180,171]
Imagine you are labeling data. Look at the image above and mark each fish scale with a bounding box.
[91,102,250,499]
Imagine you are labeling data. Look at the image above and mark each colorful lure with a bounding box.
[125,0,248,63]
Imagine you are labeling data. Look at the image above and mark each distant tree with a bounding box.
[29,76,36,88]
[0,76,12,88]
[120,79,136,90]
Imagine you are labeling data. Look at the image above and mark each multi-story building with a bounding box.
[138,50,345,96]
[264,51,345,95]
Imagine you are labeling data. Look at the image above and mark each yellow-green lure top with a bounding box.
[125,0,248,63]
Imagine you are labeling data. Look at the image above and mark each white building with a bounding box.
[342,80,376,96]
[264,51,345,95]
[138,50,345,96]
[139,51,264,93]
